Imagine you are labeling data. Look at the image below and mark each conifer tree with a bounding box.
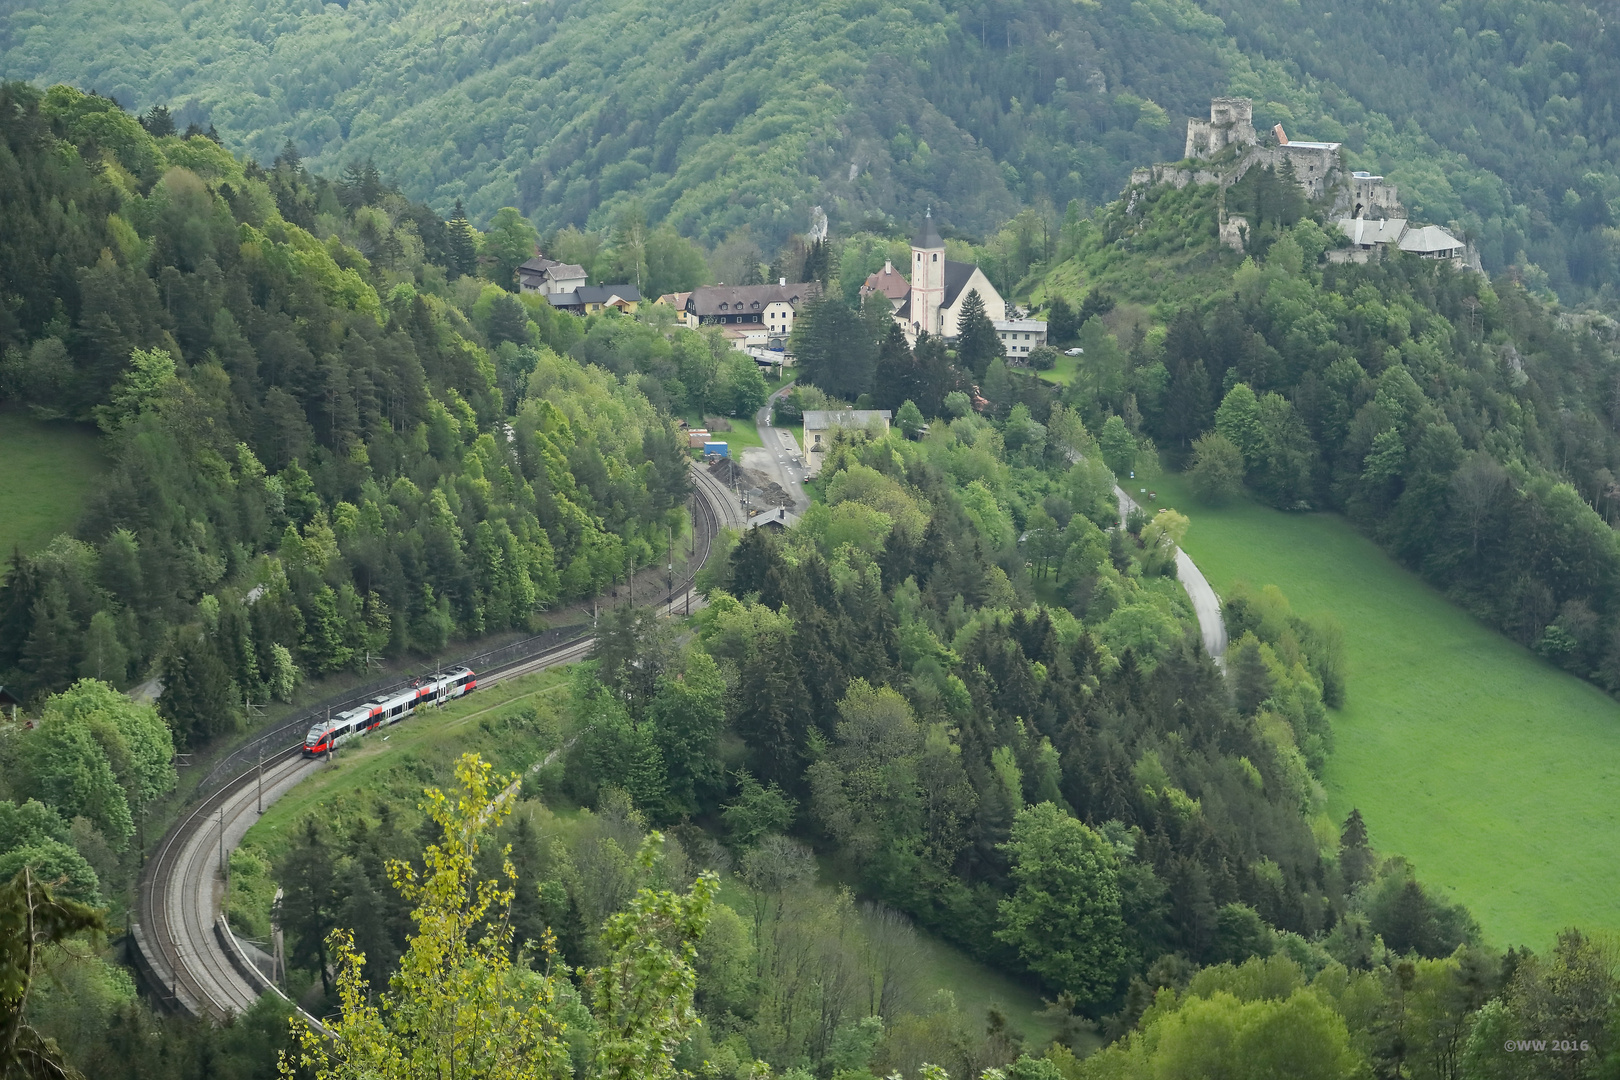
[1339,808,1375,887]
[954,289,1002,379]
[158,626,240,748]
[872,322,917,412]
[1047,296,1078,344]
[912,331,952,419]
[448,198,479,279]
[139,104,175,137]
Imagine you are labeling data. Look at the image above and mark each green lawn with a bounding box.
[1037,352,1081,387]
[689,413,765,452]
[0,411,106,557]
[1152,472,1620,950]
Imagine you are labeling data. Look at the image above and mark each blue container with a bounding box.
[704,441,729,458]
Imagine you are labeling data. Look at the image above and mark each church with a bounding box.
[862,211,1006,344]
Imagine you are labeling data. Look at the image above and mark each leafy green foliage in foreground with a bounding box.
[285,753,718,1080]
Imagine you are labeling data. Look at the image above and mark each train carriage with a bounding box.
[303,667,476,755]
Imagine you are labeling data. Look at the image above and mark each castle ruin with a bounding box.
[1129,97,1409,253]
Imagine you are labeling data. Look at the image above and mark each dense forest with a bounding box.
[3,0,1616,303]
[230,379,1506,1080]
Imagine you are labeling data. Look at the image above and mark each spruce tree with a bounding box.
[0,550,40,679]
[954,289,1002,379]
[278,818,338,993]
[912,331,952,419]
[158,626,241,747]
[1339,808,1375,886]
[139,104,175,138]
[1047,296,1078,344]
[872,322,916,412]
[447,198,478,279]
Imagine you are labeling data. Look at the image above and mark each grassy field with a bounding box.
[0,411,106,557]
[1151,473,1620,949]
[1036,353,1081,386]
[688,412,766,452]
[236,661,1069,1041]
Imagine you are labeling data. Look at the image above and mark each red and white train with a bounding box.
[303,667,477,756]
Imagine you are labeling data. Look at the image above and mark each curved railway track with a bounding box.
[132,464,739,1021]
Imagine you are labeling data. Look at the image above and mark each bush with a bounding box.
[1027,345,1060,370]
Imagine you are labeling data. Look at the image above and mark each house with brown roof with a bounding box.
[860,261,910,312]
[683,282,820,338]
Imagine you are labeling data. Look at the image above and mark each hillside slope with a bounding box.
[5,0,1615,298]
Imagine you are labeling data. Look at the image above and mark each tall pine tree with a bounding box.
[954,289,1002,380]
[447,198,478,279]
[158,625,241,748]
[872,322,917,412]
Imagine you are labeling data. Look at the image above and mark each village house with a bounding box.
[548,284,642,315]
[995,318,1047,359]
[680,282,818,338]
[516,256,588,296]
[1330,217,1469,265]
[655,291,694,320]
[859,260,910,311]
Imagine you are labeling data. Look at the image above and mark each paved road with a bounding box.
[740,381,808,511]
[1116,483,1228,661]
[136,464,739,1021]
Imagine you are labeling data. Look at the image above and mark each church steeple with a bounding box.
[908,208,945,341]
[912,206,944,249]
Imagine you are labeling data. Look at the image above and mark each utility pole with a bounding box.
[668,524,674,605]
[257,749,264,815]
[219,807,228,909]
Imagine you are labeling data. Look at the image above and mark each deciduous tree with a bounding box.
[995,803,1126,1006]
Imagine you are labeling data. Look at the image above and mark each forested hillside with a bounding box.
[3,0,1615,302]
[0,80,735,749]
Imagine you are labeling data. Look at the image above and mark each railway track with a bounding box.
[132,464,739,1021]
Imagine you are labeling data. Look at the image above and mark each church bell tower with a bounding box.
[909,209,945,341]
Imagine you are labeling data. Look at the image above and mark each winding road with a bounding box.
[132,462,743,1021]
[1116,483,1228,661]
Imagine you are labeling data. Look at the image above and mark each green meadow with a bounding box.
[1152,473,1620,949]
[0,411,107,557]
